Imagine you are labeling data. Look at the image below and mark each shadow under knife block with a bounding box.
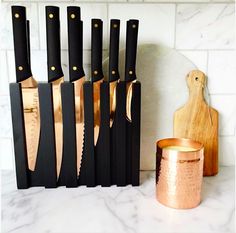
[10,82,57,189]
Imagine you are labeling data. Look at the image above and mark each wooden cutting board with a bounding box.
[174,70,219,176]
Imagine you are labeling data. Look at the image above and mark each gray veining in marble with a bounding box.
[1,167,235,233]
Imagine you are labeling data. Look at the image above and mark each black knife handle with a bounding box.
[125,20,139,82]
[91,19,103,82]
[67,6,81,20]
[26,20,31,65]
[12,6,32,82]
[109,19,120,82]
[67,7,85,82]
[46,6,64,82]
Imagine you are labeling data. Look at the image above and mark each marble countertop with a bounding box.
[1,167,235,233]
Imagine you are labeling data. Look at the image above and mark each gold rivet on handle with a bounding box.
[14,13,20,18]
[94,23,98,28]
[113,24,118,28]
[132,24,136,28]
[18,66,23,71]
[51,66,56,71]
[73,66,77,71]
[129,70,133,75]
[71,14,76,19]
[112,70,116,75]
[49,13,54,19]
[94,70,98,75]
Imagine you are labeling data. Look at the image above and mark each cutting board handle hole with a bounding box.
[195,77,199,81]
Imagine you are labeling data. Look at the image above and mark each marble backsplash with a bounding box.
[0,1,235,169]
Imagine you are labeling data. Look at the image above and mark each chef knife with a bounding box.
[125,20,139,121]
[91,19,104,145]
[109,19,120,127]
[46,6,64,178]
[67,6,85,176]
[12,6,40,171]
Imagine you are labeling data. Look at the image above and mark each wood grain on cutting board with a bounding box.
[174,70,218,176]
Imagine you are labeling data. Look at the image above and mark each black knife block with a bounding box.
[9,80,141,189]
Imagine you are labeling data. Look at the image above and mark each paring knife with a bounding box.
[125,20,139,121]
[109,19,120,127]
[46,6,64,178]
[67,6,85,176]
[12,6,41,171]
[91,19,104,145]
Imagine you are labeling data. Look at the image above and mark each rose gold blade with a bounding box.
[93,79,103,145]
[21,77,40,171]
[73,77,85,176]
[52,77,64,178]
[109,80,118,127]
[126,82,133,122]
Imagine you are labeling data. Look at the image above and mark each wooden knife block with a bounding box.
[9,81,141,189]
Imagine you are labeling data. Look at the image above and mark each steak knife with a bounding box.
[46,6,64,178]
[91,19,104,145]
[67,6,85,176]
[109,19,120,127]
[125,20,139,121]
[12,6,40,171]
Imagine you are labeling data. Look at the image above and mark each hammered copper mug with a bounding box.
[156,138,204,209]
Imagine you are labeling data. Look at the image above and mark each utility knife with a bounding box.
[109,19,120,127]
[46,6,64,178]
[91,19,104,145]
[125,20,139,121]
[67,6,85,176]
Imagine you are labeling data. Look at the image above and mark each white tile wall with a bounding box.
[0,1,235,169]
[176,4,235,49]
[108,4,176,48]
[208,51,236,94]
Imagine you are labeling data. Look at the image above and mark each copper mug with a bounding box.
[156,138,204,209]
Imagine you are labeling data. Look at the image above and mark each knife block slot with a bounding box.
[111,81,127,186]
[126,81,141,186]
[78,82,96,187]
[59,82,77,188]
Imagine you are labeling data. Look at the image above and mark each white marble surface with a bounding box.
[1,167,235,233]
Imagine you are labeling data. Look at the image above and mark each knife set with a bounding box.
[9,6,141,189]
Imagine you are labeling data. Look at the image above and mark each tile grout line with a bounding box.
[2,48,236,52]
[2,1,236,4]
